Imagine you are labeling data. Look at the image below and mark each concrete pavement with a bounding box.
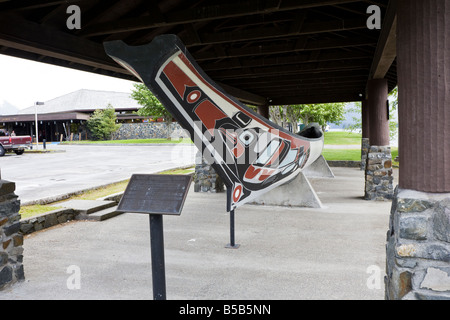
[0,144,196,205]
[0,167,397,300]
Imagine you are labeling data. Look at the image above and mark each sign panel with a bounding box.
[117,174,192,215]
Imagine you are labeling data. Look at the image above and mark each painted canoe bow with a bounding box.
[104,35,324,212]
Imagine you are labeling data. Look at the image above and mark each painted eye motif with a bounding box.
[187,90,201,103]
[239,130,255,146]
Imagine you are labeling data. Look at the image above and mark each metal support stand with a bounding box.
[117,174,192,301]
[225,209,240,249]
[149,214,166,300]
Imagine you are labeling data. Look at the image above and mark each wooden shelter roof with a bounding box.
[0,0,397,106]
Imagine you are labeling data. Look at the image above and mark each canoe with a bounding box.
[104,35,324,211]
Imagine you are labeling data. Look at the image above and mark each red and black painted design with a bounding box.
[104,35,323,211]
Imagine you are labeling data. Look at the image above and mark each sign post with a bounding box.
[117,174,192,300]
[225,209,240,249]
[149,214,166,300]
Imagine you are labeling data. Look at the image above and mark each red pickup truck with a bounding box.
[0,130,32,156]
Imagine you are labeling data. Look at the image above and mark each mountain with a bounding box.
[0,100,19,115]
[329,103,361,130]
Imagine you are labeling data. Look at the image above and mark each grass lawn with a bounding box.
[322,149,361,161]
[65,133,360,146]
[19,166,195,220]
[20,205,64,220]
[324,131,362,145]
[323,147,399,165]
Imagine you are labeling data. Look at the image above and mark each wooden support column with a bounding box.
[397,0,450,193]
[360,99,370,170]
[364,79,393,200]
[361,99,370,140]
[386,0,450,301]
[367,79,389,147]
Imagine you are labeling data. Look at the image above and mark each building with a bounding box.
[0,89,142,141]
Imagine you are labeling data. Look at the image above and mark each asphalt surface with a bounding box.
[0,143,197,205]
[0,166,397,300]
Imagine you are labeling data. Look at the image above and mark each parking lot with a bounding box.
[0,143,196,205]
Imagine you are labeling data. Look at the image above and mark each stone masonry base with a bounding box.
[194,152,224,193]
[0,180,24,290]
[385,187,450,300]
[365,145,394,201]
[361,138,370,171]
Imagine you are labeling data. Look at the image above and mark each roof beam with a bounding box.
[202,50,371,71]
[0,14,131,77]
[242,78,367,90]
[258,83,365,95]
[80,0,362,37]
[217,82,268,106]
[0,0,83,12]
[224,70,369,86]
[208,59,371,79]
[194,36,375,61]
[181,17,368,46]
[270,93,361,105]
[369,0,397,79]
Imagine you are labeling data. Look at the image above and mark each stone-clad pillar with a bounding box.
[0,180,24,290]
[364,79,394,200]
[385,0,450,300]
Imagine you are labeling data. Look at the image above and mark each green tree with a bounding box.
[270,103,346,132]
[131,83,173,138]
[87,104,121,140]
[346,87,398,140]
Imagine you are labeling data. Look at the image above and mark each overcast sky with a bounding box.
[0,54,137,110]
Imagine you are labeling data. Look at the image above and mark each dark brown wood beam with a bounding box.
[182,17,368,47]
[0,45,136,81]
[0,14,130,76]
[369,0,397,79]
[242,78,366,90]
[208,59,371,79]
[270,93,361,105]
[216,82,268,106]
[0,0,83,12]
[193,36,376,61]
[256,83,365,96]
[80,0,362,37]
[224,70,369,86]
[202,50,371,71]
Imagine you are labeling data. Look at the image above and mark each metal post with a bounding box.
[225,209,240,249]
[34,104,39,150]
[149,214,166,300]
[34,102,44,150]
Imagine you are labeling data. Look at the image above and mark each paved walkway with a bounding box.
[0,167,398,300]
[1,144,196,205]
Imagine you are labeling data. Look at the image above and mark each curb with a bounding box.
[19,164,195,235]
[20,163,195,206]
[327,160,361,168]
[59,143,193,147]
